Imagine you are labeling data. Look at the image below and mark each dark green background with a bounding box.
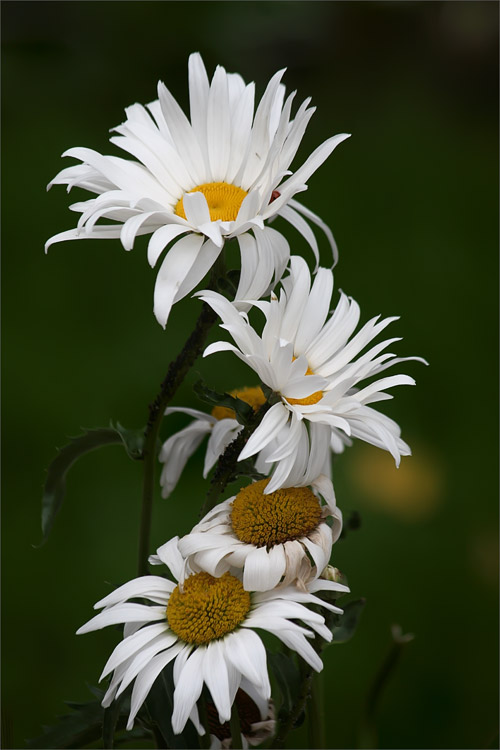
[2,2,498,748]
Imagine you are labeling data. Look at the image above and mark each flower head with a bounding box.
[46,53,349,326]
[178,475,342,591]
[159,386,266,498]
[199,256,427,492]
[77,538,348,734]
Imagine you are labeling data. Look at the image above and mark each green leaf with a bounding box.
[26,699,112,749]
[215,268,240,296]
[110,421,145,460]
[267,650,301,714]
[103,691,129,749]
[193,381,254,425]
[331,598,366,643]
[39,423,145,545]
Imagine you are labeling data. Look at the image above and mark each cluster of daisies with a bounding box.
[48,53,424,747]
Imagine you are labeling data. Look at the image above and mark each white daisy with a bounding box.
[77,537,348,735]
[159,386,266,498]
[178,475,342,592]
[46,52,349,327]
[198,255,427,492]
[159,385,351,498]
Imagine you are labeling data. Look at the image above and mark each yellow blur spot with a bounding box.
[347,444,444,521]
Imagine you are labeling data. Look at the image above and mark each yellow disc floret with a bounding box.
[231,478,322,548]
[211,386,266,422]
[175,182,248,223]
[286,367,323,406]
[166,572,250,645]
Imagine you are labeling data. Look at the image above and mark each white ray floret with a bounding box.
[158,388,352,498]
[198,256,427,492]
[46,53,349,327]
[178,474,342,592]
[77,538,348,735]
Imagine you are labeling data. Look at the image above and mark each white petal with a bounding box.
[204,640,231,723]
[148,223,191,267]
[94,576,170,609]
[154,233,204,327]
[127,641,184,729]
[238,403,289,461]
[172,647,207,734]
[243,545,286,591]
[100,621,169,680]
[154,537,183,580]
[224,629,271,695]
[77,604,165,635]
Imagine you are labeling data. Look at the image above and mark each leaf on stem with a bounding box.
[26,695,130,749]
[331,598,366,643]
[39,424,146,546]
[267,650,301,715]
[193,381,254,425]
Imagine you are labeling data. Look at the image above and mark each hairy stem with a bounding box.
[198,399,272,519]
[137,302,218,576]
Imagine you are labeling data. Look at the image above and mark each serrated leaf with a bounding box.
[39,424,146,545]
[331,598,366,643]
[193,381,254,424]
[267,650,301,714]
[27,699,107,749]
[111,421,145,460]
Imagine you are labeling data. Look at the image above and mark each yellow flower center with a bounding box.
[286,366,323,406]
[211,386,266,422]
[174,182,248,222]
[231,478,322,548]
[166,571,250,645]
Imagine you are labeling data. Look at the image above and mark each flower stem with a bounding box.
[137,302,218,576]
[271,605,338,749]
[308,672,325,748]
[271,662,315,749]
[229,703,243,750]
[198,398,272,519]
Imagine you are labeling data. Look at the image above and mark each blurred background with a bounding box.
[2,2,498,748]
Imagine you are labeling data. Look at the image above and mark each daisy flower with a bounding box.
[46,52,349,327]
[77,537,348,735]
[198,255,427,492]
[159,386,266,498]
[159,385,351,498]
[178,475,342,591]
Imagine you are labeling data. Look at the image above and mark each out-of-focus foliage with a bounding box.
[2,2,498,749]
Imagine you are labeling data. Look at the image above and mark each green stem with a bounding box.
[271,663,315,749]
[359,628,413,749]
[198,695,212,749]
[308,671,325,749]
[137,302,218,576]
[229,703,243,750]
[198,398,272,520]
[272,606,338,749]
